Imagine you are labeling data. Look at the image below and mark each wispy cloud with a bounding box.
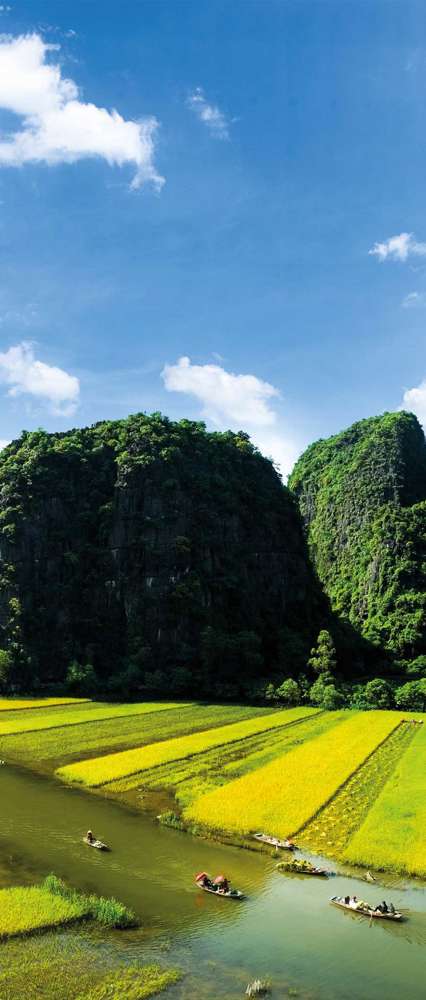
[0,439,10,450]
[187,88,230,139]
[0,33,164,189]
[161,355,299,477]
[369,232,426,262]
[0,341,80,415]
[401,291,426,308]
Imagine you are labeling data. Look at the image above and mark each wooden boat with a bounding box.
[330,896,403,921]
[83,836,109,851]
[195,879,244,899]
[277,860,331,877]
[253,832,295,850]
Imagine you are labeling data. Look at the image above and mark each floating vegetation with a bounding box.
[246,979,270,996]
[76,964,182,1000]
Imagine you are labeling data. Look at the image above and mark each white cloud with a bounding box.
[401,380,426,427]
[369,232,426,262]
[187,88,229,139]
[0,34,163,189]
[0,439,10,450]
[0,341,80,415]
[401,291,426,308]
[161,355,298,477]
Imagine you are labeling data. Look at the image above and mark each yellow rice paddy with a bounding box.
[56,707,318,786]
[185,711,405,837]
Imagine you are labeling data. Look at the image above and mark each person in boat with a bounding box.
[375,901,388,914]
[389,902,396,914]
[344,895,350,905]
[216,876,229,894]
[86,830,94,844]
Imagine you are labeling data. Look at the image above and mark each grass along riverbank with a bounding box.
[0,875,136,940]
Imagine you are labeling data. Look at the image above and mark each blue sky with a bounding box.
[0,0,425,475]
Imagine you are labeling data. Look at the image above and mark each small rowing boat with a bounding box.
[277,860,331,877]
[83,836,109,851]
[330,896,403,921]
[195,873,244,899]
[253,833,295,850]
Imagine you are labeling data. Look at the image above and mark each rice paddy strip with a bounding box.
[56,707,319,787]
[0,701,192,737]
[343,722,426,877]
[0,886,89,939]
[1,703,277,770]
[185,711,405,838]
[108,710,344,809]
[298,720,418,857]
[0,698,90,712]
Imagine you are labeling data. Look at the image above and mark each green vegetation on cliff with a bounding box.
[0,413,322,697]
[289,411,426,670]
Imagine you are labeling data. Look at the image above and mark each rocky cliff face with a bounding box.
[0,414,322,694]
[289,411,426,664]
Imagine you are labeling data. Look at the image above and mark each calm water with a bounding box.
[0,764,425,999]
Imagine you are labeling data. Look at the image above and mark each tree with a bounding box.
[394,679,426,711]
[0,649,12,693]
[66,661,98,696]
[321,684,345,710]
[308,630,337,683]
[364,678,394,710]
[265,683,278,702]
[276,678,301,705]
[406,655,426,678]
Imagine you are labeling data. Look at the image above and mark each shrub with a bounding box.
[276,678,301,705]
[364,678,394,709]
[66,662,98,697]
[394,679,426,711]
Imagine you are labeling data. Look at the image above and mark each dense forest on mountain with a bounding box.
[289,411,426,677]
[0,413,324,698]
[0,408,424,705]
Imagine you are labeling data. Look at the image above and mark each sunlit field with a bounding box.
[1,698,424,877]
[56,707,318,786]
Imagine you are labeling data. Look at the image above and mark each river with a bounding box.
[0,763,425,999]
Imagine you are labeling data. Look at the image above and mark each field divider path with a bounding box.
[184,711,407,839]
[297,720,418,854]
[55,708,320,787]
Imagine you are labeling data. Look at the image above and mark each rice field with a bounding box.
[343,722,426,877]
[184,711,404,837]
[0,885,89,939]
[56,707,318,786]
[1,697,424,878]
[0,700,192,737]
[0,698,90,712]
[107,709,344,809]
[0,702,272,771]
[298,719,418,856]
